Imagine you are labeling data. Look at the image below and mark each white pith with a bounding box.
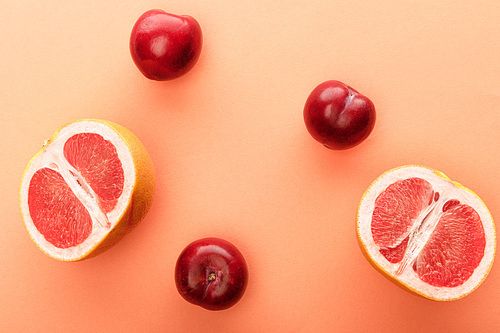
[357,165,496,300]
[19,121,136,261]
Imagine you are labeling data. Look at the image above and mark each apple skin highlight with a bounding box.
[130,9,203,81]
[175,237,248,311]
[304,80,376,150]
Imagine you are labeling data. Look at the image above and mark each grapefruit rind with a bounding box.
[19,119,156,261]
[356,165,496,301]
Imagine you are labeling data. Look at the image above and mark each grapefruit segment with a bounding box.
[356,165,495,301]
[28,167,93,249]
[414,203,486,288]
[20,119,156,261]
[371,177,434,248]
[379,236,409,264]
[63,133,125,214]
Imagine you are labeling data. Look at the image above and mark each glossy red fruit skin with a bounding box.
[129,9,203,81]
[175,237,248,311]
[303,80,376,150]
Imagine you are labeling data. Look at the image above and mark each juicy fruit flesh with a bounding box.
[371,177,486,288]
[64,133,124,213]
[372,177,434,248]
[28,168,92,249]
[28,133,124,249]
[415,204,485,287]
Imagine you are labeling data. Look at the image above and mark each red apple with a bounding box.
[175,237,248,311]
[129,9,203,80]
[303,80,376,150]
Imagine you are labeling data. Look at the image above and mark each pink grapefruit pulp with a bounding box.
[20,119,156,261]
[357,165,495,300]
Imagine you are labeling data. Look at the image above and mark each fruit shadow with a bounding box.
[138,46,210,113]
[300,133,379,185]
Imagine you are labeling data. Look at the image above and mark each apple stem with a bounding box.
[345,88,356,106]
[208,272,217,282]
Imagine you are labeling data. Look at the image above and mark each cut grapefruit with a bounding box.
[19,119,156,261]
[356,165,495,300]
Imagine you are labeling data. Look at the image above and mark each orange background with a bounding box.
[1,1,499,332]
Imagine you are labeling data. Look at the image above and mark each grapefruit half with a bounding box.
[356,165,495,300]
[19,119,156,261]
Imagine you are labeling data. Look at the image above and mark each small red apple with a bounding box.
[129,9,203,80]
[303,80,376,150]
[175,237,248,311]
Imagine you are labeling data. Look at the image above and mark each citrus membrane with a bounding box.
[356,165,495,300]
